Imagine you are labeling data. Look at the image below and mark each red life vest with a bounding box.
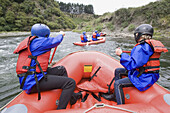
[13,36,51,74]
[135,39,168,74]
[92,33,97,38]
[80,34,84,41]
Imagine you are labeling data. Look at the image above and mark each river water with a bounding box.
[0,31,169,108]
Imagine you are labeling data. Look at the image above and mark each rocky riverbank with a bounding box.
[104,31,133,38]
[0,32,30,37]
[86,28,134,39]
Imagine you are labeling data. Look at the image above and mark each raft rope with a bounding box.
[83,103,137,113]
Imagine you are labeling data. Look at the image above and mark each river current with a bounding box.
[0,31,169,108]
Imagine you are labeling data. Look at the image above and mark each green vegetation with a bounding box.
[76,0,170,38]
[0,0,169,39]
[74,12,113,32]
[58,2,94,14]
[95,25,102,32]
[106,23,115,31]
[0,0,76,32]
[66,13,97,25]
[128,24,135,32]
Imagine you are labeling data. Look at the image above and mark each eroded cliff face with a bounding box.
[75,0,170,38]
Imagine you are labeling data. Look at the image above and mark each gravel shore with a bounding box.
[86,28,134,39]
[0,32,30,37]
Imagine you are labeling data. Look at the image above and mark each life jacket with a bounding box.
[14,36,50,74]
[14,36,51,100]
[135,39,168,77]
[92,33,97,38]
[80,34,84,41]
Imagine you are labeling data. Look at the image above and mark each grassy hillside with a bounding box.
[66,13,99,24]
[76,0,170,38]
[0,0,76,32]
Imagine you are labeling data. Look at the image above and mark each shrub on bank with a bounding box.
[95,25,102,32]
[128,24,135,32]
[106,23,115,31]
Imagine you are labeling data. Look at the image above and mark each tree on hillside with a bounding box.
[84,5,94,14]
[14,0,24,3]
[58,1,94,14]
[0,0,76,31]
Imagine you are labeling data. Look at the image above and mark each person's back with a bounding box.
[92,30,100,41]
[80,32,88,42]
[113,24,168,105]
[14,24,77,110]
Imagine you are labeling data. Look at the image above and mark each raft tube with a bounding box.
[73,37,106,46]
[100,33,106,36]
[1,51,170,113]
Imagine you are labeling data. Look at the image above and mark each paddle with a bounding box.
[122,50,131,53]
[49,31,65,64]
[49,47,57,64]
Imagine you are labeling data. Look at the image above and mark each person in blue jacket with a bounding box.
[92,30,100,41]
[80,32,89,42]
[113,24,163,105]
[14,24,81,109]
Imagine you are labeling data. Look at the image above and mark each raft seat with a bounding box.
[66,59,119,109]
[53,51,170,111]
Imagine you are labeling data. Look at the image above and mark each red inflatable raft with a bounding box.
[73,37,106,46]
[1,51,170,113]
[100,33,106,36]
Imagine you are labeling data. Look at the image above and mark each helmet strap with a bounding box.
[135,33,142,43]
[139,39,145,44]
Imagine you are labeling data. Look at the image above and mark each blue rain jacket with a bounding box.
[92,33,100,41]
[81,34,88,42]
[120,42,159,91]
[19,34,63,93]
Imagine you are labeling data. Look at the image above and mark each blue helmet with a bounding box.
[95,30,98,33]
[31,24,50,37]
[83,32,86,35]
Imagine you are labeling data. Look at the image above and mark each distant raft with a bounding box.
[73,37,106,46]
[100,33,106,36]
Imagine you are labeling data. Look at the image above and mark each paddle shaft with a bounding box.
[122,50,131,53]
[50,47,57,64]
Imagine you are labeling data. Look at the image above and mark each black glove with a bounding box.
[70,92,82,105]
